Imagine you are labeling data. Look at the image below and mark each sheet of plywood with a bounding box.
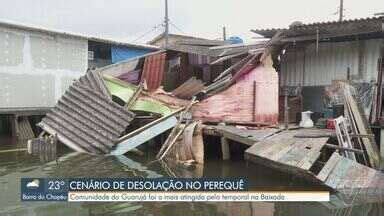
[317,153,343,182]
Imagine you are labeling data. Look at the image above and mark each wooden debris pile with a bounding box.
[339,82,380,168]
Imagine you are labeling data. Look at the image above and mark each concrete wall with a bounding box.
[280,39,383,87]
[0,26,88,110]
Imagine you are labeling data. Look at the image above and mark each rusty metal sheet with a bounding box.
[141,52,166,91]
[39,81,135,154]
[172,77,205,99]
[193,64,278,125]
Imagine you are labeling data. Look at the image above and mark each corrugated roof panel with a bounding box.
[79,70,111,99]
[39,78,135,154]
[280,39,382,86]
[141,52,166,91]
[193,64,278,124]
[252,16,384,38]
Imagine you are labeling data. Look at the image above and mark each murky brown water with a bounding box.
[0,137,383,216]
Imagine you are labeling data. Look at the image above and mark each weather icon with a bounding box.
[26,179,40,189]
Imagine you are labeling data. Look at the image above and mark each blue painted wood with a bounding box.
[110,116,177,155]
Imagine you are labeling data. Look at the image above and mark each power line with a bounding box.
[169,21,186,34]
[132,24,163,42]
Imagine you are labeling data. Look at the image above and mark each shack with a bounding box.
[252,17,383,120]
[252,16,384,158]
[0,19,158,139]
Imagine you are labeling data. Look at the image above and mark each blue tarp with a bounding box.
[111,45,153,63]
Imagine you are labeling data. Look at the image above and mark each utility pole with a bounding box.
[339,0,344,21]
[164,0,169,48]
[222,26,227,41]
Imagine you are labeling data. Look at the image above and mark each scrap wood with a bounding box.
[165,121,204,163]
[342,83,379,168]
[172,77,205,99]
[203,75,232,94]
[117,107,184,143]
[324,144,364,155]
[209,51,248,65]
[156,97,197,159]
[125,80,144,110]
[213,54,253,82]
[0,148,27,154]
[158,124,188,160]
[230,54,259,82]
[111,116,178,155]
[294,131,335,138]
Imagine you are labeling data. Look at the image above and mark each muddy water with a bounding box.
[0,137,383,216]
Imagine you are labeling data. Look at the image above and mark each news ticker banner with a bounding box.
[21,178,329,202]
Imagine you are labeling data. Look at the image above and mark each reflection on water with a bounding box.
[0,137,383,216]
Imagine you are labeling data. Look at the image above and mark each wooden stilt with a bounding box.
[10,115,19,138]
[380,128,384,168]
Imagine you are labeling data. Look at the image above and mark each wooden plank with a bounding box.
[317,153,342,182]
[0,148,27,153]
[381,128,384,169]
[278,139,311,166]
[343,84,380,168]
[111,117,177,155]
[296,138,328,169]
[118,107,184,142]
[258,138,295,158]
[270,142,297,161]
[299,151,322,170]
[325,158,353,189]
[158,123,187,160]
[214,126,278,146]
[245,139,280,156]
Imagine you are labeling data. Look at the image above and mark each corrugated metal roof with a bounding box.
[141,52,167,91]
[39,74,135,154]
[280,39,382,86]
[79,70,111,99]
[252,16,384,38]
[0,19,159,50]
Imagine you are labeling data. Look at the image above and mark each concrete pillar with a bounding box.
[221,137,230,160]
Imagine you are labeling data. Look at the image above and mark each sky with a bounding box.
[0,0,383,44]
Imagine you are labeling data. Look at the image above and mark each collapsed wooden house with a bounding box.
[31,16,384,193]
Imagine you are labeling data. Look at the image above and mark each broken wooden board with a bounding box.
[110,116,177,155]
[317,152,384,190]
[343,83,380,168]
[244,129,329,185]
[246,130,328,169]
[204,125,279,146]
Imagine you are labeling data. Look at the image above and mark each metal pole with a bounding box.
[222,26,226,40]
[339,0,343,21]
[164,0,169,48]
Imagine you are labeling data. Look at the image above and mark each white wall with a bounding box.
[0,26,88,109]
[280,39,383,86]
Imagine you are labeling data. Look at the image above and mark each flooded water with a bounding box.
[0,137,383,216]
